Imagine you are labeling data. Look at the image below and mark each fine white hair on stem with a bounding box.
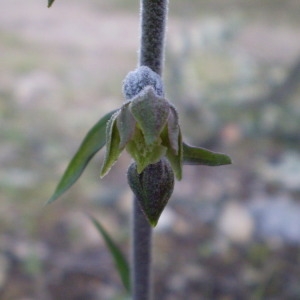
[139,0,168,76]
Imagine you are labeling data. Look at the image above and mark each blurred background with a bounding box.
[1,0,300,299]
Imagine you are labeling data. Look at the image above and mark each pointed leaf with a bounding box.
[48,0,55,7]
[183,142,232,166]
[100,111,123,177]
[47,110,117,204]
[130,86,170,145]
[90,216,130,292]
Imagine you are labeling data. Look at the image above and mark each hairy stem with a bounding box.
[132,1,168,299]
[132,198,153,300]
[139,0,168,75]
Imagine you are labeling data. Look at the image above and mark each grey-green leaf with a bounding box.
[90,216,130,292]
[183,142,232,166]
[48,0,55,7]
[47,110,117,205]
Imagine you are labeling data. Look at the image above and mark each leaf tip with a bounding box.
[99,169,107,179]
[175,171,182,181]
[149,218,159,227]
[224,155,232,165]
[47,0,55,7]
[215,153,232,166]
[44,196,56,206]
[45,190,62,206]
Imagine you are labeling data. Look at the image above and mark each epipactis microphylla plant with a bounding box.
[47,0,232,297]
[101,66,182,180]
[99,66,231,226]
[48,66,231,227]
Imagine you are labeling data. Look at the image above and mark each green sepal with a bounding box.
[126,128,167,173]
[47,0,55,7]
[100,111,123,178]
[183,142,232,166]
[130,86,170,145]
[160,124,182,180]
[47,109,117,205]
[167,105,180,154]
[117,102,136,149]
[90,216,130,293]
[165,129,183,180]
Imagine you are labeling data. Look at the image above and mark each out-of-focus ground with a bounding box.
[1,0,300,299]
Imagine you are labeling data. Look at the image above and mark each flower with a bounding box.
[100,84,182,180]
[47,66,231,226]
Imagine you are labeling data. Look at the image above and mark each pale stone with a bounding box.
[218,201,254,244]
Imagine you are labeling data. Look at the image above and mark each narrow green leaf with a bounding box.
[90,216,130,293]
[183,142,232,166]
[47,110,117,204]
[48,0,55,8]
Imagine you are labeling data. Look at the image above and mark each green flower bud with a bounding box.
[127,158,174,227]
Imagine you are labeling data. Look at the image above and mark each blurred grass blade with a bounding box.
[90,216,131,293]
[47,110,117,205]
[183,142,232,166]
[48,0,55,8]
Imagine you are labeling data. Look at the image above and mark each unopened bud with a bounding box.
[122,66,164,100]
[127,158,174,227]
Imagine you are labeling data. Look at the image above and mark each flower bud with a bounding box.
[122,66,164,100]
[127,158,174,227]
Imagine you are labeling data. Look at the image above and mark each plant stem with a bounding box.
[139,0,168,76]
[132,198,153,300]
[132,1,168,299]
